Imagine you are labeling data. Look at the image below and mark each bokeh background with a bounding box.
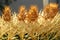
[0,0,60,15]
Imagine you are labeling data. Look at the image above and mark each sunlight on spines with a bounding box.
[0,3,60,40]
